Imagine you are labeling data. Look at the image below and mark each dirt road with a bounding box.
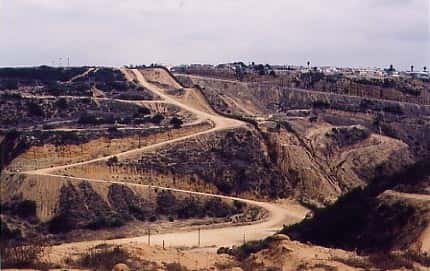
[129,69,244,130]
[38,174,306,254]
[66,67,96,83]
[22,68,308,256]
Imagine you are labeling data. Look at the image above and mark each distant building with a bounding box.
[405,71,430,80]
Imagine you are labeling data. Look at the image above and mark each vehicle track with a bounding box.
[22,68,307,253]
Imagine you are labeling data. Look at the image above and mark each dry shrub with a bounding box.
[333,250,430,270]
[0,238,51,269]
[401,250,430,267]
[368,252,414,270]
[165,262,190,271]
[74,244,130,271]
[331,255,372,269]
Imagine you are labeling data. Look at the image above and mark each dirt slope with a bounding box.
[1,68,310,264]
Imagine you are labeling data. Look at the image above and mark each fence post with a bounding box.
[198,227,201,247]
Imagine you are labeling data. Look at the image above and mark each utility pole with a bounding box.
[148,226,151,246]
[198,227,201,247]
[33,149,37,169]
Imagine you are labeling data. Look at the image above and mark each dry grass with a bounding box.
[332,250,430,270]
[165,262,190,271]
[0,238,55,269]
[71,244,130,271]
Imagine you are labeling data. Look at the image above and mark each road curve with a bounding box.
[34,173,305,253]
[22,68,307,255]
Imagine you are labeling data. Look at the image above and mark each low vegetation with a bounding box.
[0,238,53,269]
[282,160,430,252]
[1,197,38,221]
[43,182,248,234]
[333,250,430,270]
[70,244,130,271]
[217,238,270,260]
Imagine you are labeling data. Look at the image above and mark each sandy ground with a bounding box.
[47,185,306,250]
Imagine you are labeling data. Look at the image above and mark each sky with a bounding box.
[1,0,429,70]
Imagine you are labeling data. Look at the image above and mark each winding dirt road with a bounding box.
[21,68,307,253]
[43,175,305,256]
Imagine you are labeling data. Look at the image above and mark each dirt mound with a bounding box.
[236,233,430,270]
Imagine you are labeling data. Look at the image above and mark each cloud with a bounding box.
[0,0,428,70]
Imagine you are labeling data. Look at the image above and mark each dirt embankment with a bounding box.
[177,74,430,117]
[281,160,430,253]
[52,127,289,199]
[1,173,258,244]
[261,120,413,206]
[4,121,211,172]
[56,121,414,208]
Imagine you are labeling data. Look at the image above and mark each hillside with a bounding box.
[1,66,429,271]
[282,160,430,253]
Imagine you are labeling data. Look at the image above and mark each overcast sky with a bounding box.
[1,0,429,70]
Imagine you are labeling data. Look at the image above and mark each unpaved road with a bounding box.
[384,190,430,201]
[67,67,97,83]
[22,68,307,256]
[128,69,244,130]
[42,174,306,255]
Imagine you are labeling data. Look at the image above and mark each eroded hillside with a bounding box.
[1,66,429,271]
